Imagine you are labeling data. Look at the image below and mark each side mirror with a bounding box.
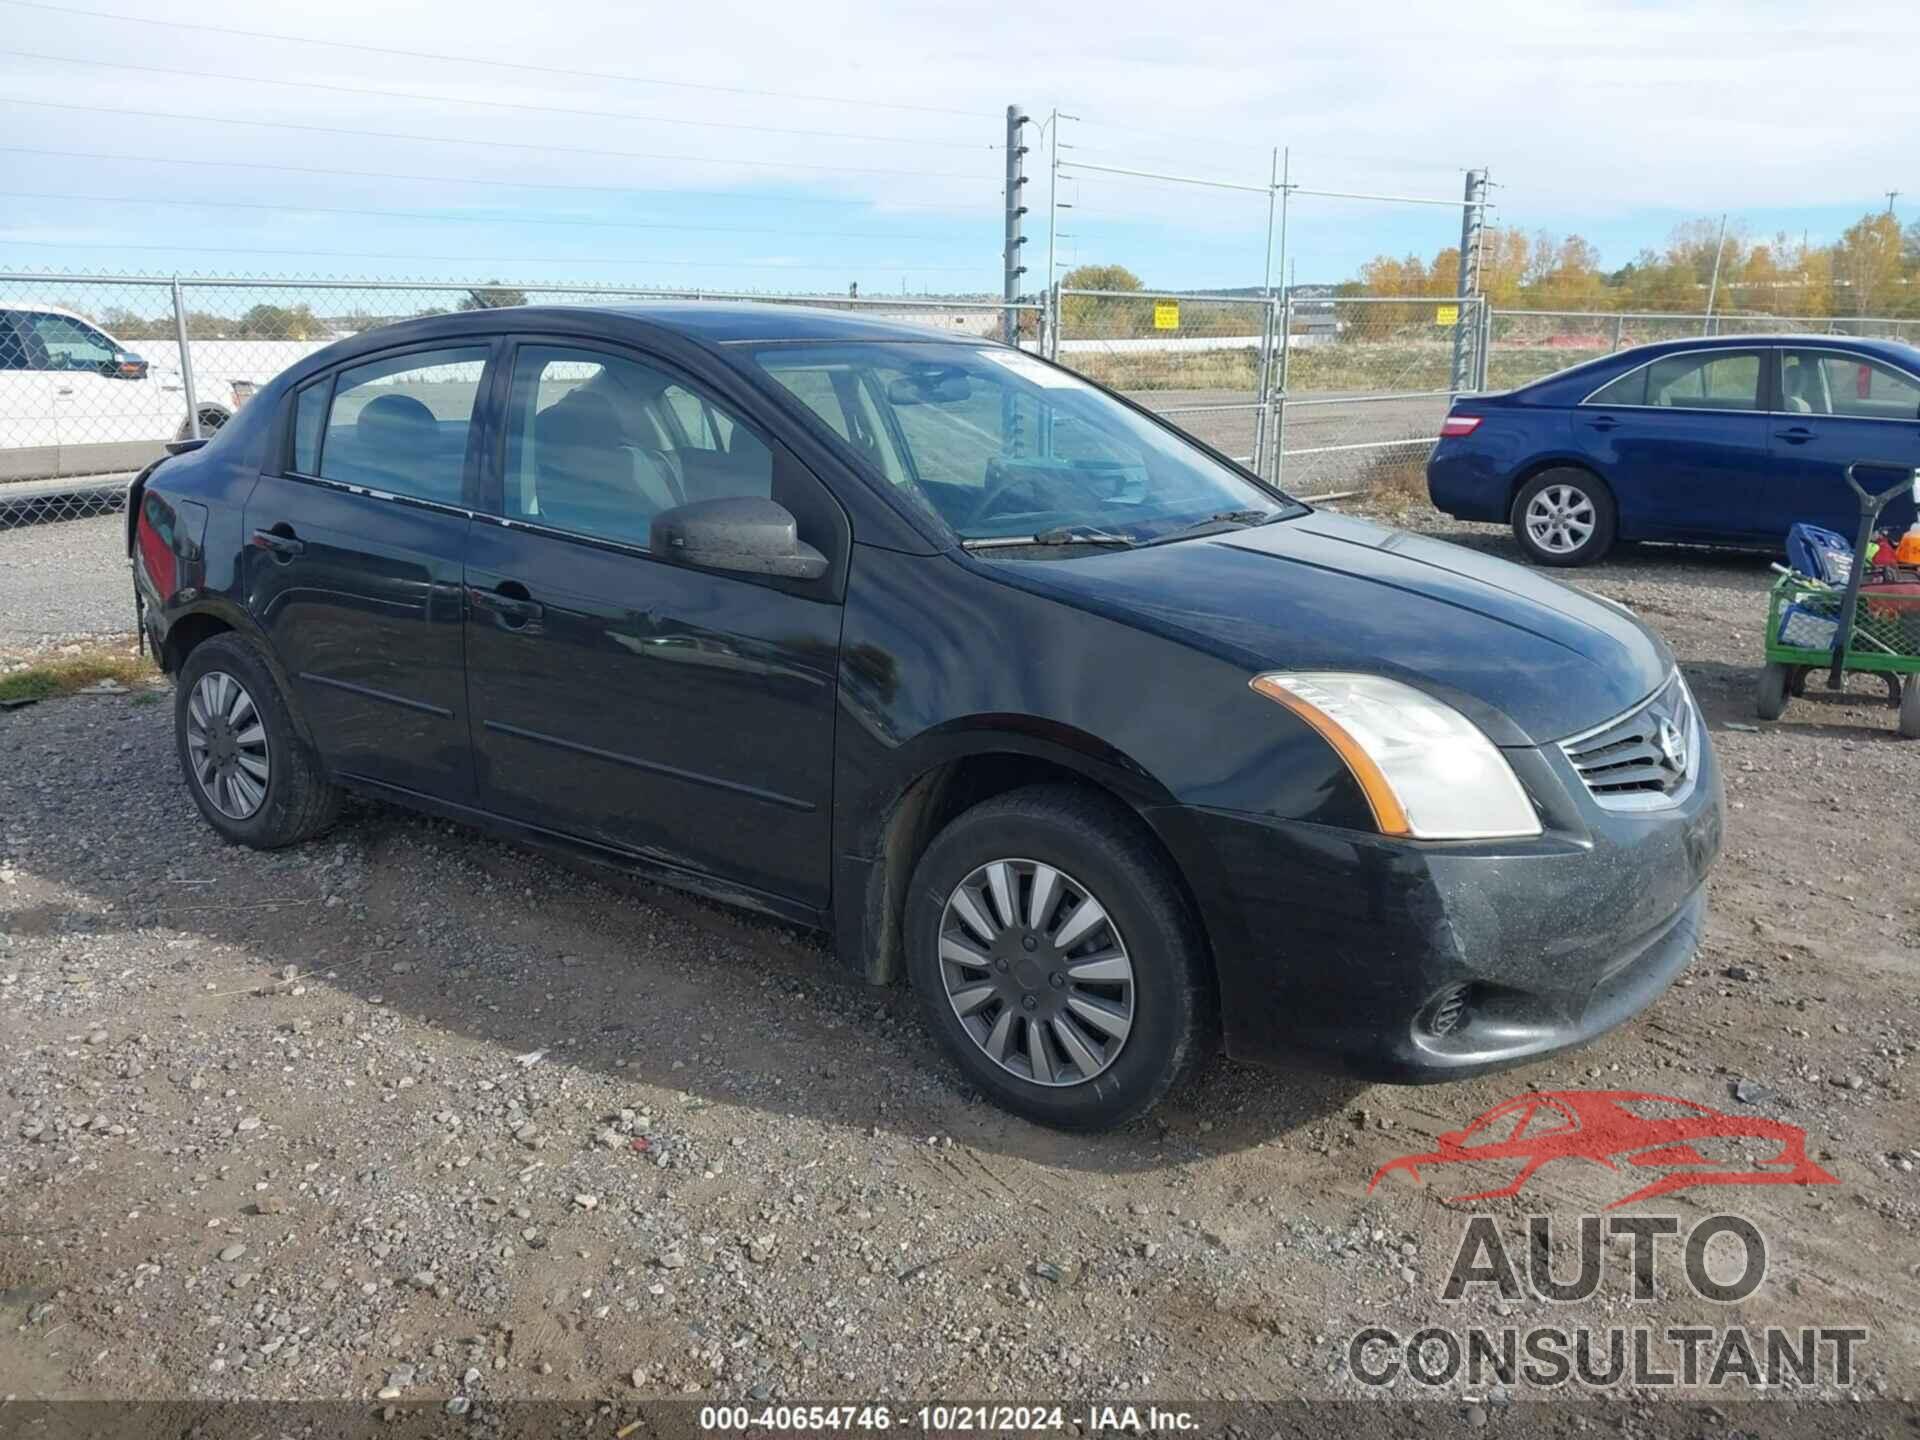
[651,496,828,581]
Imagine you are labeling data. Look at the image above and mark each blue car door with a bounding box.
[1575,347,1768,541]
[1764,346,1920,540]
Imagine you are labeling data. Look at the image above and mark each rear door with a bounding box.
[243,342,495,803]
[0,311,62,480]
[1765,347,1920,538]
[462,337,845,909]
[1575,348,1768,541]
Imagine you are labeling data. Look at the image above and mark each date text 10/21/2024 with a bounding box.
[696,1405,1198,1432]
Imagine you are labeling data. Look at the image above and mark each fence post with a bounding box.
[1002,105,1029,346]
[1448,169,1487,397]
[1273,293,1293,488]
[1611,314,1625,353]
[171,276,201,441]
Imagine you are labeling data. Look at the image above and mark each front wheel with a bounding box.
[904,785,1214,1130]
[175,633,341,848]
[1755,662,1792,721]
[1512,468,1617,567]
[1900,678,1920,739]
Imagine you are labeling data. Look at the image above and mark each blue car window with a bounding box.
[1644,352,1760,410]
[1587,366,1647,407]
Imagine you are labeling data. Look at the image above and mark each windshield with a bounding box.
[747,341,1302,545]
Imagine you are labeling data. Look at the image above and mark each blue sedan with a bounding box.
[1428,335,1920,565]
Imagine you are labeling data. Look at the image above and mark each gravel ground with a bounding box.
[1,504,1917,1422]
[0,513,131,650]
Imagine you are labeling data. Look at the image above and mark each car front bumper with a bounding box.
[1154,726,1724,1083]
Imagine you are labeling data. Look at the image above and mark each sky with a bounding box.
[0,0,1915,299]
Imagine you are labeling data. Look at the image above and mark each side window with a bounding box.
[318,347,487,504]
[1586,365,1647,407]
[502,345,774,549]
[0,315,30,371]
[661,383,736,453]
[757,359,913,486]
[1782,350,1920,420]
[21,312,115,371]
[1643,351,1761,410]
[290,380,328,474]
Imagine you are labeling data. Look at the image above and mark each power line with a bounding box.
[0,237,991,272]
[0,146,993,214]
[0,98,997,180]
[0,48,996,151]
[0,0,998,119]
[0,189,965,242]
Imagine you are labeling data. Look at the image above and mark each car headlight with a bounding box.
[1249,672,1542,840]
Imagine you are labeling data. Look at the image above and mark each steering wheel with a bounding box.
[968,457,1033,529]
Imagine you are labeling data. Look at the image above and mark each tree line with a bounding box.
[1351,211,1919,318]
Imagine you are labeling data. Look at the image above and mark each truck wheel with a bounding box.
[1900,678,1920,739]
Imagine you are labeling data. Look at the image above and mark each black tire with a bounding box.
[1900,678,1920,740]
[174,632,341,848]
[1755,662,1791,722]
[1511,467,1617,567]
[904,784,1215,1131]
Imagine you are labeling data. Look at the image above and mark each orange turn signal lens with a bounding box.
[1249,675,1412,837]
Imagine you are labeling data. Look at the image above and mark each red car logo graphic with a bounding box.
[1369,1090,1839,1209]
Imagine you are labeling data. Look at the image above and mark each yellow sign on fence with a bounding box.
[1435,304,1460,327]
[1153,300,1180,331]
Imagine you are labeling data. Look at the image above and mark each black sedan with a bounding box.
[128,304,1723,1129]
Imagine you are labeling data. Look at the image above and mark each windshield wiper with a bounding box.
[1146,508,1284,546]
[960,526,1137,551]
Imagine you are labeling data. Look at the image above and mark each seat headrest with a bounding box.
[535,390,624,456]
[356,392,437,454]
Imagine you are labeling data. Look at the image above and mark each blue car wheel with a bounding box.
[1512,468,1617,567]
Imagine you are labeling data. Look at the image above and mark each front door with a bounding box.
[462,339,845,909]
[1764,347,1920,539]
[1577,347,1768,541]
[243,343,493,803]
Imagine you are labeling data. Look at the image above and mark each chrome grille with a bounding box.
[1560,672,1699,811]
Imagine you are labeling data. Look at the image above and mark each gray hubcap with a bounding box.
[1524,483,1596,554]
[186,670,270,819]
[938,859,1135,1088]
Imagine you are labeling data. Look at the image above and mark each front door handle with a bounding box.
[250,526,305,559]
[467,583,544,629]
[1774,426,1814,444]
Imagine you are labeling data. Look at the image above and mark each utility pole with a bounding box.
[1449,168,1487,397]
[1002,104,1030,345]
[1886,190,1901,215]
[1702,213,1729,335]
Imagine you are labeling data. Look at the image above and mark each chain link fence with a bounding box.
[1487,309,1920,391]
[0,270,1039,528]
[1052,289,1277,468]
[1271,294,1486,499]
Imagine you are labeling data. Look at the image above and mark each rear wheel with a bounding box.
[1755,662,1792,721]
[1900,678,1920,739]
[905,785,1214,1131]
[1512,468,1617,567]
[175,633,340,848]
[175,407,229,442]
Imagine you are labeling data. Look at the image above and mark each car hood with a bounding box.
[987,510,1671,745]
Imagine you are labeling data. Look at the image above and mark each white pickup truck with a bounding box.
[0,304,329,482]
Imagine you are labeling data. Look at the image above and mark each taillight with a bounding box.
[1440,415,1483,438]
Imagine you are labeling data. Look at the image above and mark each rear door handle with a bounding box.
[1774,426,1814,444]
[1584,415,1618,431]
[467,584,544,628]
[250,527,305,559]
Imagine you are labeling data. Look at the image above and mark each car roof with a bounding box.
[1613,332,1919,366]
[0,302,95,324]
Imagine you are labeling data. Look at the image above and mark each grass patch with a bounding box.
[0,647,159,705]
